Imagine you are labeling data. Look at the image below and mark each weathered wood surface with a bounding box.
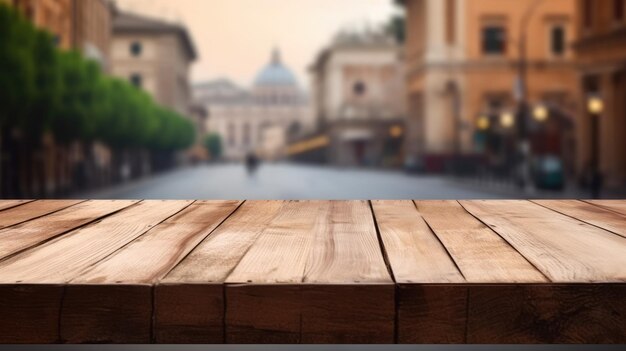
[0,199,624,344]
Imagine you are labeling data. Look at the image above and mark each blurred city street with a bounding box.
[78,163,579,200]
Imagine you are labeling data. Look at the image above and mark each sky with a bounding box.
[116,0,400,89]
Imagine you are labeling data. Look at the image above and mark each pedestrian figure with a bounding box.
[245,152,260,176]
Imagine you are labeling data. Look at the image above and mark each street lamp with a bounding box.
[477,115,490,131]
[500,111,515,128]
[533,104,549,122]
[587,94,603,198]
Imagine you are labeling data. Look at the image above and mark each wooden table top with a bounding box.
[0,199,625,344]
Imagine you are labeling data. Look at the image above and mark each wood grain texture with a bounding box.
[0,200,34,212]
[466,284,626,343]
[0,200,192,284]
[585,200,626,216]
[397,284,468,343]
[415,200,546,283]
[226,201,394,344]
[0,200,83,229]
[0,200,138,261]
[155,200,285,343]
[0,284,64,343]
[460,200,626,282]
[371,200,464,284]
[60,201,241,344]
[0,200,192,344]
[0,199,624,344]
[533,200,626,238]
[72,200,242,284]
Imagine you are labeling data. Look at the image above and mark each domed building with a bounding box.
[194,49,313,160]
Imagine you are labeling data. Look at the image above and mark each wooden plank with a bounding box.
[371,200,466,343]
[71,200,242,284]
[0,200,34,212]
[154,200,285,343]
[225,201,329,343]
[0,284,64,343]
[0,199,83,230]
[415,200,546,283]
[0,200,192,344]
[371,200,463,284]
[585,200,626,216]
[225,201,394,344]
[0,200,138,261]
[467,284,626,343]
[61,200,241,344]
[533,200,626,239]
[460,200,626,282]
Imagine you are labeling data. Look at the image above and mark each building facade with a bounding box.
[574,0,626,188]
[194,50,314,161]
[402,0,579,171]
[5,0,73,49]
[111,11,197,118]
[72,0,113,70]
[301,30,406,167]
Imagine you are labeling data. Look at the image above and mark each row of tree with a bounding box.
[0,4,195,197]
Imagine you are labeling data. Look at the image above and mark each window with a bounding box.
[130,74,142,88]
[615,0,625,22]
[482,26,506,55]
[130,42,142,57]
[353,81,366,96]
[550,26,566,57]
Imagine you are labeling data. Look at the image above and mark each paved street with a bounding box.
[79,163,530,199]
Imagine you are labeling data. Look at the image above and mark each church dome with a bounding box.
[254,48,298,87]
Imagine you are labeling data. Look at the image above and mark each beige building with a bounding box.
[111,11,197,118]
[574,0,626,189]
[402,0,579,170]
[304,30,406,167]
[194,49,314,160]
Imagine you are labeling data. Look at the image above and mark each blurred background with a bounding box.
[0,0,624,199]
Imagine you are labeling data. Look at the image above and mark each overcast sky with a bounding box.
[116,0,400,89]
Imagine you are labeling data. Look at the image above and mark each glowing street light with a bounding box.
[587,95,604,115]
[500,111,515,128]
[477,115,490,130]
[533,104,549,122]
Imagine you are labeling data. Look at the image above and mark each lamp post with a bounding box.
[533,104,549,123]
[516,0,545,191]
[587,95,603,198]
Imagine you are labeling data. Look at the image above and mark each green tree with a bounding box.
[203,133,223,160]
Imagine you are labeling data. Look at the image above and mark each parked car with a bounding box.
[532,155,565,190]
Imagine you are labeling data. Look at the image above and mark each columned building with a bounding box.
[574,0,626,189]
[194,49,314,160]
[402,0,579,172]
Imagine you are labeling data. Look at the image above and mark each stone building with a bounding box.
[194,49,314,161]
[111,10,197,118]
[574,0,626,189]
[297,30,406,167]
[401,0,579,172]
